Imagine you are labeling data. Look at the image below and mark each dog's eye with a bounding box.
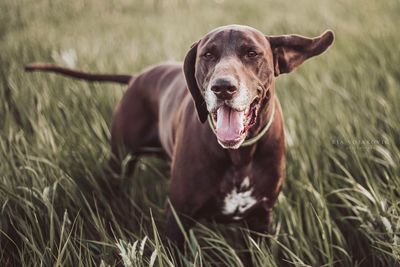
[246,51,258,58]
[203,52,215,60]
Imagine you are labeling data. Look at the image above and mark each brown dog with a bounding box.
[25,25,334,251]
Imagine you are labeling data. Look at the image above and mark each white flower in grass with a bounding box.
[116,237,150,267]
[116,239,137,267]
[61,49,77,68]
[51,49,77,68]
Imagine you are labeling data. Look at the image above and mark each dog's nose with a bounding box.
[211,78,238,100]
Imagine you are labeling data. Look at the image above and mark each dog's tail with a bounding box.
[25,63,133,84]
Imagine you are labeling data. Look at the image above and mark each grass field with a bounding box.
[1,0,400,266]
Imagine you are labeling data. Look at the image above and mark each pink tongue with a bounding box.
[216,106,245,142]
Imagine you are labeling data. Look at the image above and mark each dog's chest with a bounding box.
[216,169,262,221]
[221,176,256,219]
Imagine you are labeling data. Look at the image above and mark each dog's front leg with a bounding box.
[165,205,195,251]
[239,206,273,267]
[246,206,272,237]
[164,173,214,265]
[164,196,201,267]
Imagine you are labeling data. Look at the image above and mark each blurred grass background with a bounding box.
[1,0,399,266]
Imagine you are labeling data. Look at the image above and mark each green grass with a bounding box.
[1,0,399,266]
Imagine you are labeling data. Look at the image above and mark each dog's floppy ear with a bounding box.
[267,30,334,76]
[183,41,208,123]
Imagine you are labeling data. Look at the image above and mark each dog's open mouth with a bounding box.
[212,98,259,148]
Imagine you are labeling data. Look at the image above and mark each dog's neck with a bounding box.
[248,93,276,139]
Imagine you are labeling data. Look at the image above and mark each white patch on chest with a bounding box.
[221,177,257,215]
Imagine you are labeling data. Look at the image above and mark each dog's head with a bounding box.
[184,25,334,149]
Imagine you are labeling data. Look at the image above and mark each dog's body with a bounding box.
[110,62,285,245]
[25,25,334,249]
